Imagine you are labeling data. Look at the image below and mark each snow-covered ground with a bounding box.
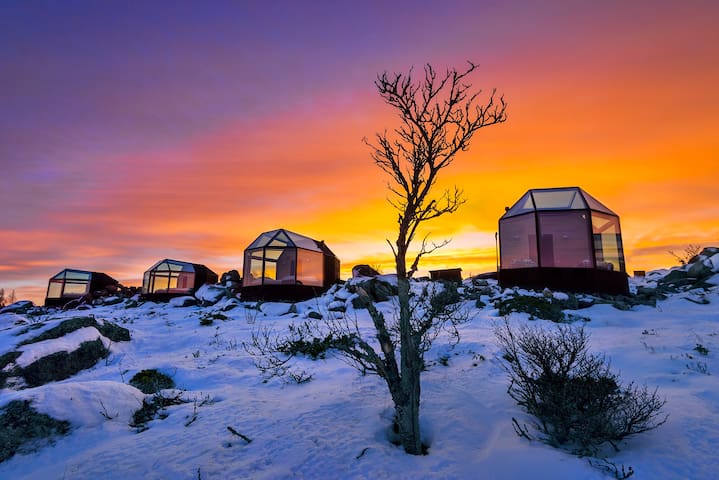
[0,262,717,479]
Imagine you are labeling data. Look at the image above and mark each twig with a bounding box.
[98,399,118,420]
[511,417,532,440]
[227,426,252,443]
[355,447,370,459]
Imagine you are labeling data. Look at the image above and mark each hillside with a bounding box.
[0,249,718,479]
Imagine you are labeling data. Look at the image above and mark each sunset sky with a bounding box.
[1,0,717,305]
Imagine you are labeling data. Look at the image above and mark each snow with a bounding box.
[4,381,146,428]
[0,275,718,479]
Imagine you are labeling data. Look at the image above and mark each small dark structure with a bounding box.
[142,259,218,301]
[429,268,463,284]
[45,269,119,307]
[242,228,340,301]
[498,187,628,294]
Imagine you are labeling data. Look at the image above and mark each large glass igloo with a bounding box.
[142,259,218,300]
[498,187,628,294]
[242,228,340,300]
[45,269,119,307]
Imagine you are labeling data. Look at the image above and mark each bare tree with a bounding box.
[361,61,506,454]
[244,62,505,455]
[668,244,702,266]
[0,289,12,308]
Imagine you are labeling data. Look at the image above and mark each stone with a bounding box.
[169,296,198,307]
[327,300,346,312]
[351,264,380,278]
[687,260,713,280]
[351,295,371,309]
[221,270,241,284]
[195,284,228,306]
[0,301,34,315]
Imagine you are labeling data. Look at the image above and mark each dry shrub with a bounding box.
[495,320,667,455]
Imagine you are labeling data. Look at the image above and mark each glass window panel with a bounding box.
[582,190,615,215]
[297,249,324,286]
[569,192,585,209]
[248,231,278,249]
[263,260,278,283]
[499,214,538,269]
[178,272,194,289]
[155,262,171,272]
[150,273,172,293]
[532,190,585,209]
[142,272,151,294]
[275,231,293,244]
[264,248,285,260]
[65,270,91,281]
[268,230,293,248]
[63,282,88,296]
[167,262,187,272]
[52,271,66,280]
[47,281,63,298]
[502,191,535,218]
[276,249,296,283]
[243,250,262,286]
[537,212,592,268]
[268,239,290,247]
[592,212,625,271]
[287,231,322,252]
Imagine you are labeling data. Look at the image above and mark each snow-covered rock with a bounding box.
[194,284,228,305]
[169,296,198,307]
[15,327,111,368]
[0,300,34,314]
[260,302,292,316]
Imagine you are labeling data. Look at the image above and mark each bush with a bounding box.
[277,322,353,360]
[0,400,71,462]
[130,391,186,432]
[495,321,667,455]
[199,312,228,326]
[129,369,175,394]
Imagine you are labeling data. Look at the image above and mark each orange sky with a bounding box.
[1,1,717,305]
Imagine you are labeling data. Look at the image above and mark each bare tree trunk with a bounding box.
[387,237,422,453]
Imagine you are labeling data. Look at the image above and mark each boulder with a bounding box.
[352,264,380,278]
[221,270,241,284]
[216,297,242,311]
[687,260,713,280]
[194,284,228,306]
[0,301,34,315]
[169,296,198,307]
[348,278,398,306]
[327,300,346,312]
[220,270,242,294]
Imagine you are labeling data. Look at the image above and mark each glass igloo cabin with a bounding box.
[242,228,340,300]
[45,269,119,307]
[142,259,218,300]
[498,187,628,294]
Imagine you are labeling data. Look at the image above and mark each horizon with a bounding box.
[2,1,718,305]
